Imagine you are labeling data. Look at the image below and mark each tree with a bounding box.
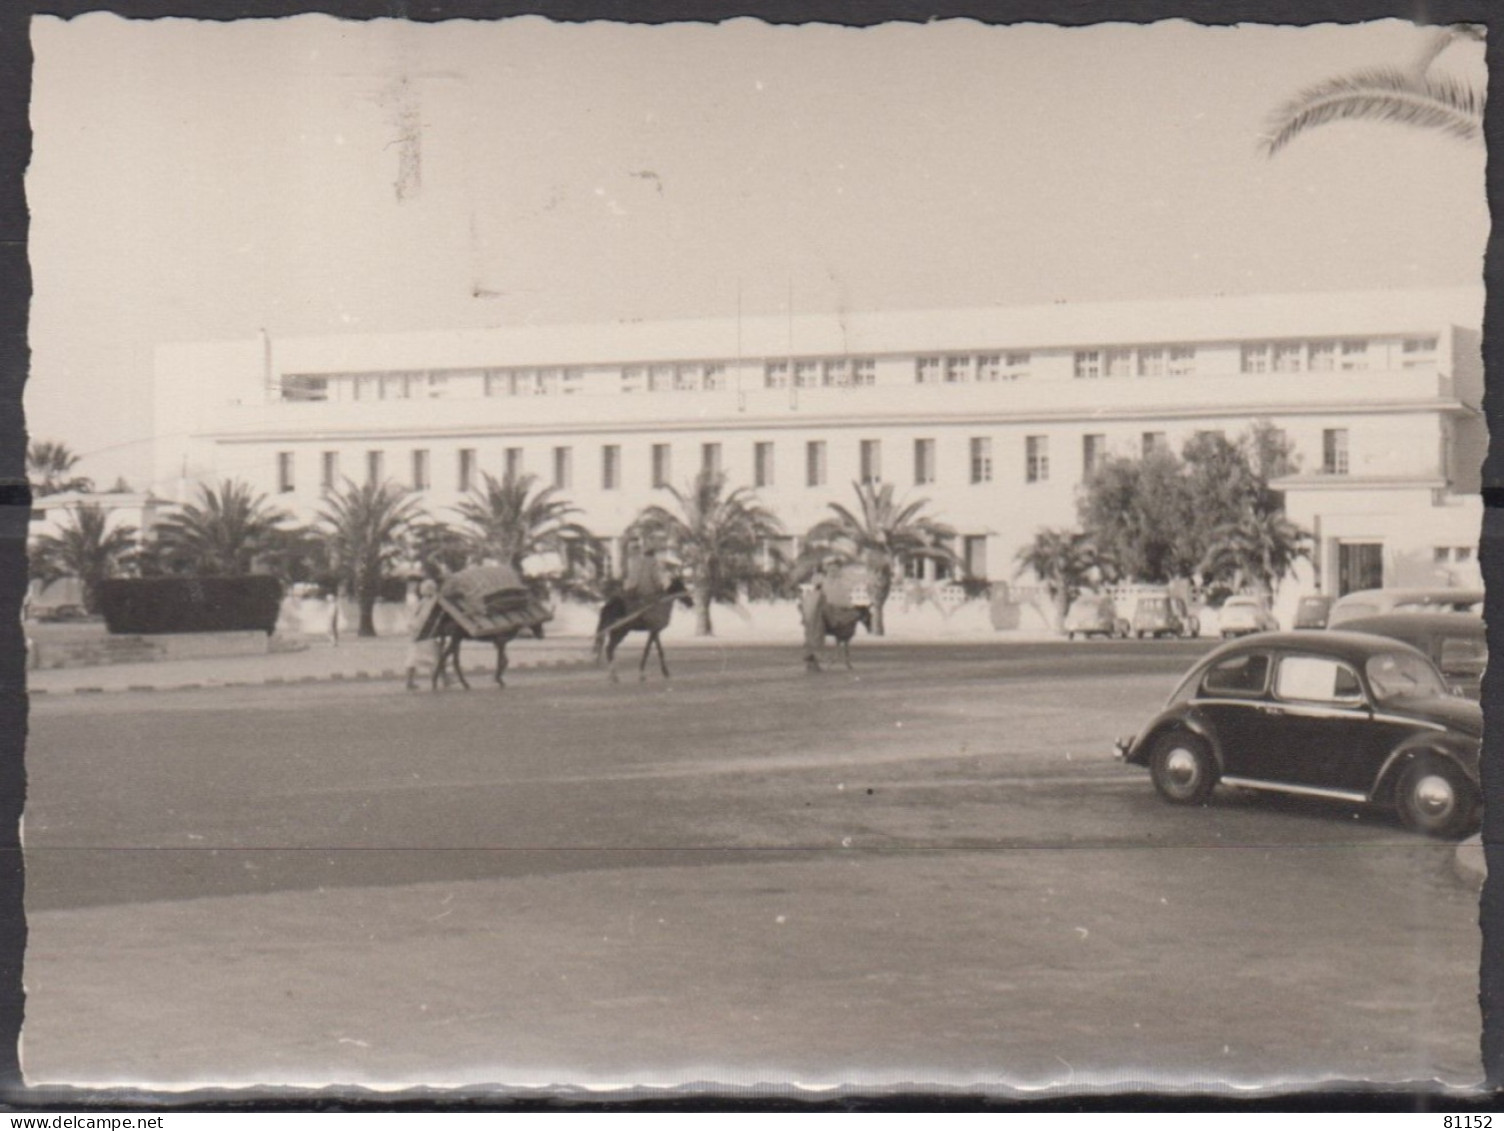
[1078,449,1194,584]
[27,440,93,497]
[1262,24,1484,156]
[29,504,137,613]
[1080,424,1309,594]
[317,479,425,637]
[801,481,958,636]
[150,480,290,576]
[452,472,595,577]
[1198,509,1311,598]
[406,520,473,580]
[1014,528,1115,633]
[629,470,785,636]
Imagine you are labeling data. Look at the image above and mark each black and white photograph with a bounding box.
[15,10,1493,1097]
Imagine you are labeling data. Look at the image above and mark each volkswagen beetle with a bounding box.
[1114,631,1480,838]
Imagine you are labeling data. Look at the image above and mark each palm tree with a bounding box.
[406,519,473,579]
[1198,509,1311,598]
[1014,528,1115,634]
[629,470,785,636]
[29,504,137,614]
[27,440,93,497]
[318,479,426,637]
[452,471,595,576]
[1262,24,1484,156]
[151,480,290,576]
[801,481,958,636]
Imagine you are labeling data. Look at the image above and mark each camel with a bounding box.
[801,592,874,672]
[429,610,546,691]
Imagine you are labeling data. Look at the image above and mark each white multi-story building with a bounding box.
[152,287,1485,611]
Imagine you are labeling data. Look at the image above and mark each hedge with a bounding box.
[98,576,284,635]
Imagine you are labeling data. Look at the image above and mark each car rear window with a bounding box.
[1200,653,1270,697]
[1440,637,1487,666]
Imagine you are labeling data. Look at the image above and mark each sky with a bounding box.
[25,15,1489,491]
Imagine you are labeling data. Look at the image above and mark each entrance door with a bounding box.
[1337,542,1383,596]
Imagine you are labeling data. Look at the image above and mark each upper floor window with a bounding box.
[702,442,722,476]
[366,450,385,485]
[280,375,329,402]
[277,452,295,494]
[975,355,1001,382]
[504,447,523,481]
[320,451,339,492]
[703,364,727,391]
[652,444,672,488]
[674,365,699,391]
[1241,344,1271,374]
[602,445,621,491]
[1026,436,1049,483]
[860,439,882,484]
[794,361,820,389]
[916,357,942,385]
[648,365,674,393]
[1142,432,1168,457]
[1273,343,1304,373]
[1004,351,1031,378]
[970,437,993,484]
[1339,340,1369,370]
[853,359,876,386]
[823,359,849,387]
[1137,348,1165,377]
[1105,349,1133,378]
[1322,429,1349,475]
[459,449,478,492]
[1167,346,1196,376]
[411,449,430,491]
[1308,341,1337,371]
[764,361,789,389]
[553,446,573,490]
[1073,350,1102,379]
[1402,337,1439,369]
[945,356,970,383]
[621,365,646,394]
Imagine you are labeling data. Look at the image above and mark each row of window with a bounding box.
[278,335,1443,402]
[276,429,1354,495]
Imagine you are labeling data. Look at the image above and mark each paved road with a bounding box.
[21,640,1484,1089]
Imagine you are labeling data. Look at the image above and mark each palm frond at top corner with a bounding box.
[1259,66,1484,155]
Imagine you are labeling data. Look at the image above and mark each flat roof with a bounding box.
[160,286,1484,373]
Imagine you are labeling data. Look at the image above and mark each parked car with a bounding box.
[1064,594,1130,640]
[1293,595,1333,630]
[1217,595,1279,638]
[1132,594,1199,639]
[1114,631,1481,838]
[1327,587,1483,628]
[1339,612,1486,699]
[34,603,89,623]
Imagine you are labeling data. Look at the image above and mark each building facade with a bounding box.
[152,287,1485,614]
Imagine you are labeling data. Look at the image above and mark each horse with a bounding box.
[801,595,874,672]
[593,576,692,683]
[430,611,546,691]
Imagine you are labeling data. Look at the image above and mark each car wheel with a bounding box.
[1136,630,1145,640]
[1067,631,1076,641]
[1396,757,1479,839]
[1149,732,1217,805]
